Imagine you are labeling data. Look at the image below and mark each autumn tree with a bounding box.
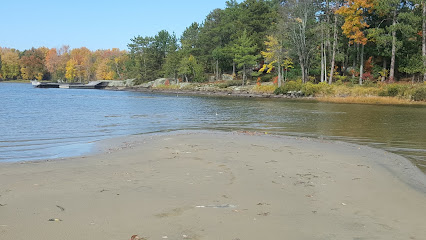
[70,47,92,82]
[260,35,288,87]
[65,58,77,81]
[336,0,374,85]
[96,58,115,80]
[0,48,20,80]
[45,47,69,81]
[20,47,48,80]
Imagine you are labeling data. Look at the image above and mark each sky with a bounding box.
[0,0,227,51]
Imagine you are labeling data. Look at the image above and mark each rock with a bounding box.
[286,91,304,98]
[222,74,234,81]
[140,81,153,88]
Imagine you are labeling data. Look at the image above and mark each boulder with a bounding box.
[222,74,234,81]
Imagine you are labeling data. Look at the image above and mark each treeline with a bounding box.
[126,0,426,85]
[0,46,128,82]
[1,0,426,85]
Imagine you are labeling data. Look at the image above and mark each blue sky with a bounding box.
[0,0,227,51]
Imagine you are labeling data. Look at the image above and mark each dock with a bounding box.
[32,81,109,89]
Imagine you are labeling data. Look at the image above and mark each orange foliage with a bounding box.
[273,76,278,85]
[336,0,374,45]
[364,56,373,73]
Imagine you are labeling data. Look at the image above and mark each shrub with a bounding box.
[274,80,303,95]
[216,80,243,88]
[301,82,320,96]
[301,82,334,96]
[378,84,409,97]
[261,74,275,82]
[412,86,426,101]
[252,85,277,94]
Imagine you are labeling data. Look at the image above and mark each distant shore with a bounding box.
[2,80,425,105]
[110,85,426,106]
[0,131,425,240]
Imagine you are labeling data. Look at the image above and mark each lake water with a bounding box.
[1,82,425,173]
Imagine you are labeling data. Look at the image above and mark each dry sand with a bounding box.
[0,131,425,240]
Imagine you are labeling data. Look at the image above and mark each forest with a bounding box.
[1,0,426,91]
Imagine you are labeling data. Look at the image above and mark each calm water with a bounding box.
[1,83,425,172]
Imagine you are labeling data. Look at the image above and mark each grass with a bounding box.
[0,79,31,83]
[146,79,426,104]
[317,96,426,105]
[251,84,277,94]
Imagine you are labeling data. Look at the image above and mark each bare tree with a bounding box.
[280,0,318,83]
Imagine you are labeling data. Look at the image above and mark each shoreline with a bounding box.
[109,86,426,106]
[1,131,425,239]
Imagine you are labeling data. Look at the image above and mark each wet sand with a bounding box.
[0,132,425,240]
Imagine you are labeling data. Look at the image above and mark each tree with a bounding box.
[65,58,77,81]
[128,30,177,82]
[70,47,92,82]
[20,47,48,80]
[260,35,287,87]
[281,0,319,83]
[233,30,259,85]
[423,0,426,81]
[0,48,20,80]
[178,55,205,82]
[336,0,374,85]
[96,58,115,80]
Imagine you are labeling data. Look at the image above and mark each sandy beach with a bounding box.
[0,131,425,240]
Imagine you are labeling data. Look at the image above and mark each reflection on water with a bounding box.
[1,83,425,173]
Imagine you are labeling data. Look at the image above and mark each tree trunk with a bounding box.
[115,62,122,80]
[343,41,350,75]
[423,1,426,82]
[329,15,338,85]
[300,57,306,83]
[359,44,364,85]
[278,58,282,87]
[233,61,236,77]
[326,0,331,62]
[284,67,288,82]
[389,10,397,82]
[323,41,327,83]
[381,59,387,82]
[216,59,219,81]
[352,44,357,79]
[321,44,324,83]
[242,65,246,86]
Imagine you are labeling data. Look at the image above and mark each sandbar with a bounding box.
[0,132,425,240]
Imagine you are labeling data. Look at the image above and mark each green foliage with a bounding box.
[301,82,334,96]
[261,74,275,82]
[378,83,409,97]
[178,55,206,82]
[233,30,259,68]
[127,30,177,81]
[216,80,243,88]
[274,80,303,94]
[411,86,426,101]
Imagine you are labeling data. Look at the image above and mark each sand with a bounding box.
[0,131,425,240]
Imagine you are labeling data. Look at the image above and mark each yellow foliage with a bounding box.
[35,72,44,81]
[252,85,277,94]
[65,58,77,81]
[20,67,31,80]
[105,71,115,80]
[336,0,374,45]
